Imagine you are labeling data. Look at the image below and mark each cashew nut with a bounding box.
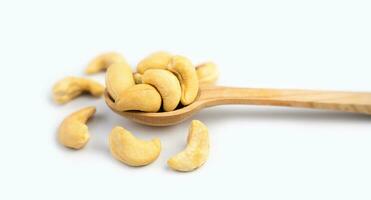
[133,72,143,84]
[52,77,104,104]
[167,120,209,172]
[109,126,161,166]
[85,52,126,74]
[142,69,181,112]
[196,62,219,85]
[58,106,96,149]
[105,62,135,101]
[167,55,199,106]
[115,84,162,112]
[137,51,172,74]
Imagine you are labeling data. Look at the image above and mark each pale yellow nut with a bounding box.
[142,69,181,112]
[167,55,199,106]
[133,72,143,84]
[115,84,162,112]
[52,77,104,104]
[137,51,172,74]
[196,62,219,85]
[58,106,96,150]
[105,62,135,101]
[168,120,209,172]
[85,52,126,74]
[109,126,161,167]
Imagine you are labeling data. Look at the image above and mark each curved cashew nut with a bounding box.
[196,62,219,85]
[58,106,96,149]
[115,84,162,112]
[85,52,126,74]
[52,77,104,104]
[109,126,161,166]
[168,120,209,172]
[142,69,181,112]
[105,62,135,100]
[137,51,172,74]
[167,55,199,106]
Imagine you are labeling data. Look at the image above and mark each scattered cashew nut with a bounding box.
[167,55,199,106]
[85,52,126,74]
[105,62,135,101]
[55,52,219,172]
[137,51,172,74]
[58,106,96,149]
[109,126,161,166]
[168,120,209,172]
[52,77,104,104]
[142,69,181,112]
[196,62,219,85]
[115,84,162,112]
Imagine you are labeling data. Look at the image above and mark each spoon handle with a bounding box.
[199,86,371,115]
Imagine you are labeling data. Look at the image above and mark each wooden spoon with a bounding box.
[104,86,371,126]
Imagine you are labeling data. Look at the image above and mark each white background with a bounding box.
[0,0,370,199]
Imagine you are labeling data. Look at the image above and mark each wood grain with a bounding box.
[199,86,371,114]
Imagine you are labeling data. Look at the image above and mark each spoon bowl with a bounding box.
[105,86,371,126]
[104,90,205,126]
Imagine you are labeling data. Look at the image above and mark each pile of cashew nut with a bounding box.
[52,51,218,172]
[106,51,218,112]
